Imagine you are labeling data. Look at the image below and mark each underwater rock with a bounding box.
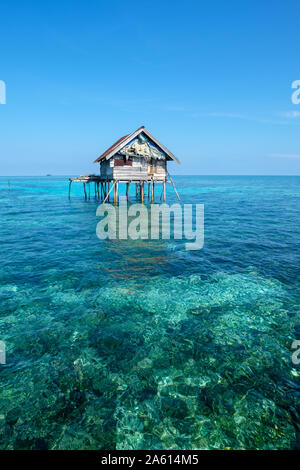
[160,397,188,420]
[5,407,21,426]
[14,437,34,450]
[69,389,85,407]
[33,438,49,450]
[0,423,13,441]
[135,387,157,401]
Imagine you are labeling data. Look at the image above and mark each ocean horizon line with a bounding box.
[0,174,299,178]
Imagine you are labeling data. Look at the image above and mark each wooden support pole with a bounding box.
[141,182,144,204]
[88,183,90,200]
[68,181,72,199]
[103,181,115,204]
[163,181,166,202]
[167,172,181,202]
[107,182,110,202]
[152,181,154,203]
[148,183,150,199]
[94,182,97,198]
[83,183,87,200]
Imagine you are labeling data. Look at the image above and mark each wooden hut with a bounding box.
[69,126,181,202]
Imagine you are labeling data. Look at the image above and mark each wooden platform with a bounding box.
[68,174,180,203]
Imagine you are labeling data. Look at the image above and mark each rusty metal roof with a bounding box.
[94,126,180,164]
[94,134,130,163]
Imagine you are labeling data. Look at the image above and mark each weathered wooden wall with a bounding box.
[148,160,166,179]
[100,160,113,178]
[100,154,167,180]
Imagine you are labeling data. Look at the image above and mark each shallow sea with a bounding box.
[0,175,300,449]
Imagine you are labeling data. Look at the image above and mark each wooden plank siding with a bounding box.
[101,154,167,181]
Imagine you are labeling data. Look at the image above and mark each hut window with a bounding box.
[114,157,133,167]
[124,157,133,166]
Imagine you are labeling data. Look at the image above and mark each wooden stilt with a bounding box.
[167,172,181,202]
[163,181,166,202]
[97,182,100,199]
[141,182,144,204]
[68,181,72,199]
[83,183,87,200]
[103,181,115,204]
[152,181,154,203]
[88,183,90,200]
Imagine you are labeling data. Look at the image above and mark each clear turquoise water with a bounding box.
[0,175,300,450]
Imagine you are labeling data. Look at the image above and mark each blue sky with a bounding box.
[0,0,300,175]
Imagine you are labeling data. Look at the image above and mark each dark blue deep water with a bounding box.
[0,175,300,449]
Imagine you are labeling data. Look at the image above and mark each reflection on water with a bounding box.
[0,176,299,449]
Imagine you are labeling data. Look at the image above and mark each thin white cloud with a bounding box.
[270,153,300,159]
[190,112,289,125]
[163,105,186,112]
[164,106,300,125]
[206,112,248,119]
[277,111,300,119]
[188,111,249,120]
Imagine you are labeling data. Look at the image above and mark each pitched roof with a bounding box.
[94,126,180,164]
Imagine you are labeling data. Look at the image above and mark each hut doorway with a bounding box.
[148,159,156,176]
